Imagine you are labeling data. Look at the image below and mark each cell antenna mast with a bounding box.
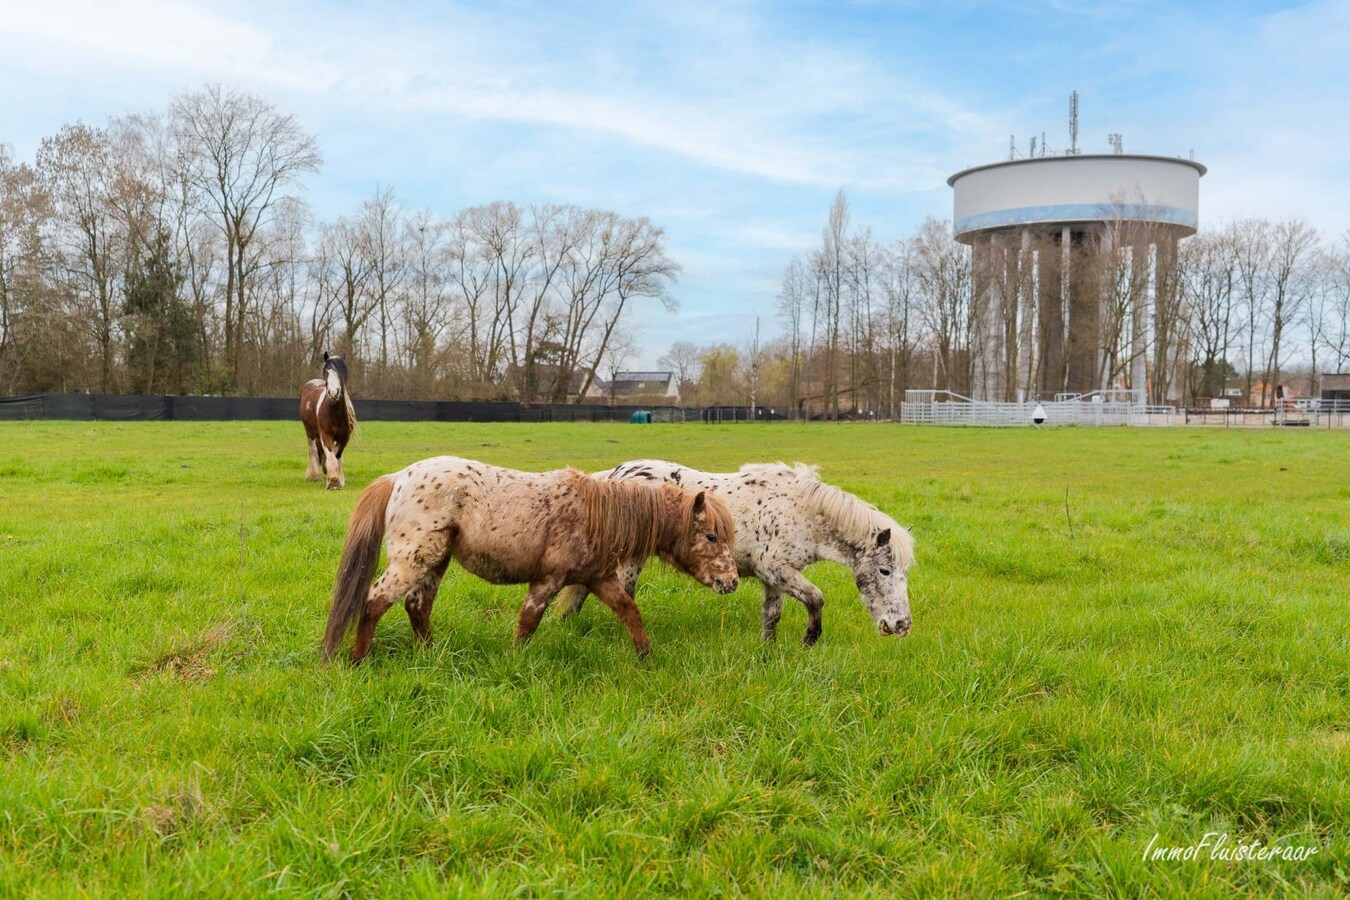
[1069,90,1079,155]
[1030,135,1037,158]
[1109,132,1123,154]
[1009,135,1016,160]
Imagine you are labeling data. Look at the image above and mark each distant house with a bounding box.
[1321,373,1350,405]
[604,371,679,404]
[504,364,599,402]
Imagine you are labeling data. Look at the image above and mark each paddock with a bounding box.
[1,421,1345,894]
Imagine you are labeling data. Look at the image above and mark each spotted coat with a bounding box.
[559,459,915,644]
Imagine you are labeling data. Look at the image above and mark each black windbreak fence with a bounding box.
[0,393,785,424]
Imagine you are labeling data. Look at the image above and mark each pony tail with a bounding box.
[322,476,393,658]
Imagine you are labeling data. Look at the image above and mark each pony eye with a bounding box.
[705,533,717,543]
[879,567,892,576]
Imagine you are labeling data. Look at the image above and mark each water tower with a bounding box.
[947,96,1205,404]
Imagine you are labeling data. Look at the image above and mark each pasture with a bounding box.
[1,421,1347,896]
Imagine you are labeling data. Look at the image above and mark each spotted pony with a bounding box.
[322,456,739,662]
[559,460,915,644]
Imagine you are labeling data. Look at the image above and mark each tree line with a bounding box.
[667,191,1350,415]
[0,85,677,400]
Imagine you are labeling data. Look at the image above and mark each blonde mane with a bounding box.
[341,390,358,434]
[742,461,914,567]
[574,474,734,566]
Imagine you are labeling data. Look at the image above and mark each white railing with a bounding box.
[900,390,1178,427]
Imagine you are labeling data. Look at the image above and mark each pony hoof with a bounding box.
[326,482,343,491]
[635,644,652,659]
[802,631,821,647]
[761,631,779,643]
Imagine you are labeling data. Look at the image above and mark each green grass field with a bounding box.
[1,421,1347,896]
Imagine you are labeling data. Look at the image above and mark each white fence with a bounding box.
[900,390,1179,427]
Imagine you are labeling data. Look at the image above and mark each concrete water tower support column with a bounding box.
[949,154,1204,402]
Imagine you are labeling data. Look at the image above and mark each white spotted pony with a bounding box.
[559,460,915,644]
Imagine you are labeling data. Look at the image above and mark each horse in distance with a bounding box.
[322,455,739,663]
[300,351,356,490]
[559,460,914,644]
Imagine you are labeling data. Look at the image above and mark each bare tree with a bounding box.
[314,215,376,357]
[170,84,320,388]
[36,124,127,390]
[1181,228,1239,399]
[818,189,850,418]
[572,215,678,400]
[1232,218,1272,404]
[881,241,919,416]
[1261,219,1317,402]
[1310,233,1350,374]
[658,340,704,401]
[359,185,407,384]
[912,217,972,394]
[776,257,809,417]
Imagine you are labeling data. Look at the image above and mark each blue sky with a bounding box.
[2,0,1346,365]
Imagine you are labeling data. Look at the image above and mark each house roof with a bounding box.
[607,371,676,395]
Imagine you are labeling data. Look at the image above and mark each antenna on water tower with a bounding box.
[1109,133,1123,154]
[1009,135,1016,161]
[1030,135,1037,158]
[1069,90,1080,155]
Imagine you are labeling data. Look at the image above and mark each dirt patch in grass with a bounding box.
[132,621,234,683]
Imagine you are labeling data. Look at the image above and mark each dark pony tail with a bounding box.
[323,476,394,658]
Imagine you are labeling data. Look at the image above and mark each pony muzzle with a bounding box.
[712,574,739,594]
[879,616,911,637]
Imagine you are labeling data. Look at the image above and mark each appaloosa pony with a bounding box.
[559,460,914,644]
[300,352,356,490]
[322,456,739,662]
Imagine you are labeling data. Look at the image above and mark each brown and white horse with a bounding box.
[322,455,739,662]
[300,352,356,490]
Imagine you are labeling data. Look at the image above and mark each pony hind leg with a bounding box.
[351,558,421,663]
[556,584,589,619]
[402,528,456,647]
[515,574,566,644]
[406,554,451,646]
[761,586,786,642]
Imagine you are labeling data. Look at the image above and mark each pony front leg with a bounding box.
[591,578,652,658]
[320,436,344,490]
[305,438,323,481]
[515,575,565,643]
[557,561,640,620]
[766,568,825,646]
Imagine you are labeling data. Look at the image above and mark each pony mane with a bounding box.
[771,462,914,567]
[674,483,734,547]
[574,472,665,564]
[573,474,734,565]
[342,391,358,433]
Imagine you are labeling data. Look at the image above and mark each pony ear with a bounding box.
[876,528,891,547]
[323,350,330,362]
[692,491,707,514]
